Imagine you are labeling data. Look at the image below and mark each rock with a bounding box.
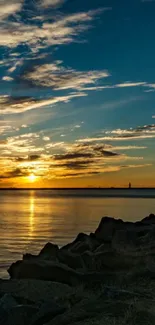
[127,309,155,325]
[93,250,133,271]
[6,305,39,325]
[30,301,67,325]
[140,213,155,225]
[61,233,88,251]
[94,215,155,245]
[81,251,94,271]
[112,229,138,249]
[0,293,18,310]
[57,250,85,271]
[8,260,82,286]
[94,217,124,242]
[68,241,91,254]
[38,242,59,260]
[61,233,99,253]
[23,243,59,262]
[0,279,73,304]
[46,295,131,325]
[94,243,111,253]
[23,254,39,261]
[0,306,7,325]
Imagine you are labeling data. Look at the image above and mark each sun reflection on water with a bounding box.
[29,192,35,235]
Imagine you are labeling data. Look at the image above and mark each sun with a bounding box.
[29,174,37,182]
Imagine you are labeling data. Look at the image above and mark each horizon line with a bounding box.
[0,187,155,190]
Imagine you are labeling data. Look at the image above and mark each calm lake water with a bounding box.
[0,189,155,278]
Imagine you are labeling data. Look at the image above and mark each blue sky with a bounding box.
[0,0,155,187]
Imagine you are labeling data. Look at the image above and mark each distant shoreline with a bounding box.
[0,187,155,190]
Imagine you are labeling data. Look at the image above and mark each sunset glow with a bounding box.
[0,0,155,188]
[29,174,37,183]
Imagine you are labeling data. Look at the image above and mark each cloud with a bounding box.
[0,168,28,179]
[21,61,109,90]
[0,0,23,20]
[15,155,41,162]
[54,152,94,160]
[2,76,14,82]
[49,164,151,179]
[41,0,66,8]
[0,92,87,114]
[80,82,146,91]
[0,8,110,49]
[43,136,50,141]
[0,133,148,181]
[77,124,155,142]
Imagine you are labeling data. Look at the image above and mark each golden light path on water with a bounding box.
[0,189,155,278]
[29,192,35,236]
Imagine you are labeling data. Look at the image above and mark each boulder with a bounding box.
[5,305,39,325]
[8,260,82,286]
[30,300,67,325]
[23,254,39,261]
[57,250,85,270]
[81,251,94,271]
[38,242,59,259]
[0,293,18,310]
[112,229,138,249]
[68,241,91,254]
[94,217,124,242]
[0,306,8,325]
[61,233,99,253]
[61,233,88,251]
[140,213,155,225]
[23,243,59,262]
[94,243,111,253]
[0,279,73,304]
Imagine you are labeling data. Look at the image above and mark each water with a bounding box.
[0,189,155,278]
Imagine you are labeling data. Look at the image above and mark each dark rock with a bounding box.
[38,242,59,260]
[61,233,99,253]
[127,309,155,325]
[61,233,87,251]
[0,279,72,304]
[81,251,94,270]
[6,305,39,325]
[8,260,82,286]
[94,243,112,253]
[23,253,38,261]
[47,295,130,325]
[68,241,91,254]
[94,216,124,242]
[93,250,133,271]
[140,213,155,225]
[57,250,85,270]
[30,301,66,325]
[0,293,18,310]
[0,306,8,325]
[112,229,138,249]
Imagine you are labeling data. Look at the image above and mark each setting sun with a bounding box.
[29,174,37,182]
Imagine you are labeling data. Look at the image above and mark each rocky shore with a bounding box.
[1,214,155,324]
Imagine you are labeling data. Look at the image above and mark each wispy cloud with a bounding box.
[80,82,146,91]
[77,124,155,142]
[2,76,14,82]
[0,129,148,181]
[22,61,109,90]
[0,7,110,49]
[0,0,23,20]
[0,92,87,114]
[41,0,66,8]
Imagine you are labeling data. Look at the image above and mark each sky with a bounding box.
[0,0,155,188]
